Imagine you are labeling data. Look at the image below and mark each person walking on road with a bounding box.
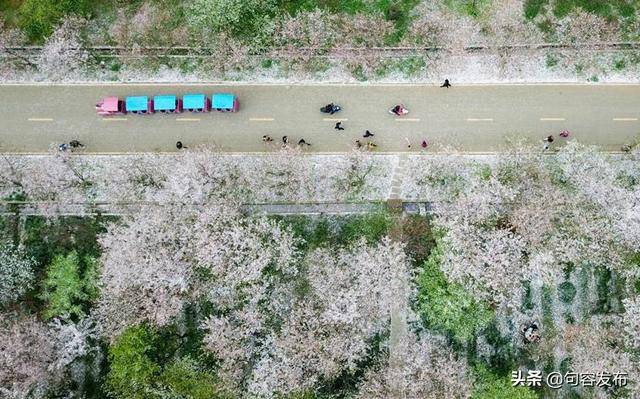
[543,135,554,150]
[441,79,451,88]
[262,135,273,142]
[366,142,378,150]
[298,138,311,147]
[405,137,412,149]
[176,141,186,150]
[335,122,345,131]
[282,136,289,144]
[355,140,363,149]
[363,130,374,138]
[421,139,428,149]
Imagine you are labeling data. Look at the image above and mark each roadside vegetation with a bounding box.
[2,0,640,81]
[1,142,640,397]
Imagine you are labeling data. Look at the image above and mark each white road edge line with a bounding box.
[540,117,565,121]
[27,118,54,122]
[176,118,200,121]
[323,118,348,121]
[250,118,275,121]
[395,118,420,122]
[467,118,494,122]
[613,118,638,121]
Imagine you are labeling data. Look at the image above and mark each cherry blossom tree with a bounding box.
[203,238,413,397]
[561,316,638,395]
[97,203,300,339]
[37,17,88,81]
[96,205,201,338]
[405,143,640,312]
[623,296,640,351]
[0,244,36,307]
[356,331,473,399]
[0,314,57,397]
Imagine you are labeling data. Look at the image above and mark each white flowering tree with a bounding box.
[97,203,300,339]
[0,244,36,307]
[406,143,640,312]
[203,238,413,398]
[0,314,57,397]
[356,331,473,399]
[37,17,88,81]
[0,313,96,398]
[623,296,640,351]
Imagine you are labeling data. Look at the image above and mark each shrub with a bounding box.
[17,0,93,42]
[337,210,393,245]
[416,240,494,343]
[524,0,548,20]
[40,251,100,320]
[472,365,538,399]
[557,281,576,304]
[159,357,228,399]
[546,53,559,68]
[18,0,60,42]
[106,325,160,399]
[445,0,491,18]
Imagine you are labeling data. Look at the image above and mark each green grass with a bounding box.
[525,0,638,20]
[471,365,538,399]
[444,0,492,18]
[280,0,368,15]
[274,208,393,252]
[546,53,559,68]
[394,56,426,77]
[416,240,494,343]
[0,0,23,26]
[22,215,112,268]
[17,0,95,43]
[553,0,632,19]
[541,285,556,336]
[336,210,393,245]
[557,281,576,304]
[524,0,548,19]
[17,215,113,316]
[613,58,627,71]
[350,64,368,81]
[521,281,535,311]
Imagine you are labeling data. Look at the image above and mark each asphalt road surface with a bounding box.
[1,84,639,153]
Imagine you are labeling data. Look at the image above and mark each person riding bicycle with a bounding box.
[321,102,343,114]
[69,140,84,149]
[391,104,407,116]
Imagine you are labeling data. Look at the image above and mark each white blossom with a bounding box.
[0,244,35,307]
[356,331,473,399]
[37,18,88,81]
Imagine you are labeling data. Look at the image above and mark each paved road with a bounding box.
[1,84,639,153]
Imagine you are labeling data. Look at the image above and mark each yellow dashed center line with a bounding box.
[176,118,200,122]
[467,118,494,122]
[250,117,275,121]
[395,118,420,122]
[613,117,638,121]
[28,118,54,122]
[540,117,565,121]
